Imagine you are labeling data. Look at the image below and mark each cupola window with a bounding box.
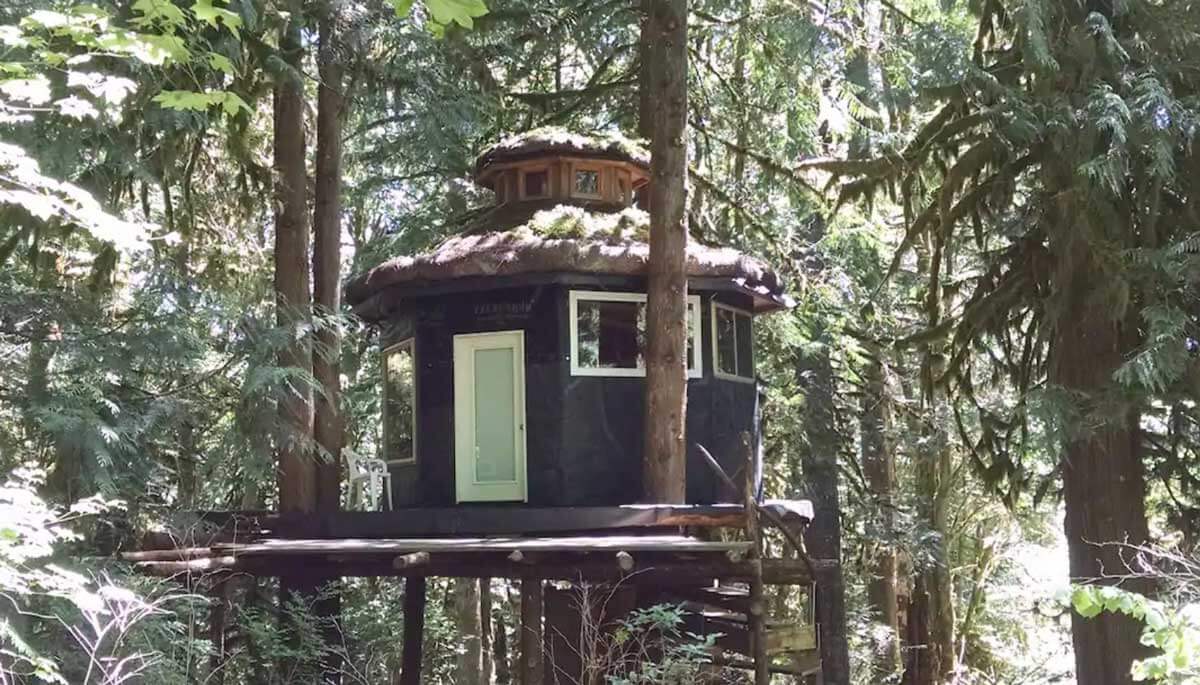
[522,168,549,199]
[712,302,754,381]
[573,167,602,199]
[569,291,701,378]
[382,339,417,464]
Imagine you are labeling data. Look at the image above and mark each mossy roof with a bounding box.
[473,127,650,180]
[345,205,790,312]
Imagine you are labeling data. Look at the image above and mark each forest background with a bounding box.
[1,0,1200,683]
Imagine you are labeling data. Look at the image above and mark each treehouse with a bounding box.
[344,130,793,508]
[125,131,823,685]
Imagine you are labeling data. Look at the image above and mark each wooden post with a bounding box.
[208,578,229,685]
[742,432,769,685]
[400,576,426,685]
[519,576,544,685]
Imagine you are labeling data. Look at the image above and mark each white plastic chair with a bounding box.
[346,448,393,511]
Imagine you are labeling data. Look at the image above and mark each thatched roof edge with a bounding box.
[345,231,789,311]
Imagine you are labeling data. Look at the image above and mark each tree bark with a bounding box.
[481,578,494,684]
[313,0,346,514]
[861,342,900,678]
[640,0,689,504]
[273,4,315,516]
[1050,254,1151,685]
[796,339,851,685]
[453,578,484,685]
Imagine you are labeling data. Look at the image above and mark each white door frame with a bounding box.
[453,330,528,502]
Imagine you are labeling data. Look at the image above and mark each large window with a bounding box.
[712,302,754,381]
[382,339,417,465]
[569,291,702,378]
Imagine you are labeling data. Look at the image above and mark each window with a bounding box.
[573,167,601,198]
[712,302,754,381]
[522,169,549,198]
[382,339,417,465]
[569,291,702,378]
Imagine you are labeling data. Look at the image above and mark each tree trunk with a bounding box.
[861,342,900,678]
[481,578,494,684]
[1051,264,1151,685]
[640,0,689,504]
[313,0,346,514]
[273,4,315,515]
[796,337,851,685]
[907,238,956,685]
[453,578,484,685]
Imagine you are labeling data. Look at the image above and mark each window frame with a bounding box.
[570,163,605,201]
[381,338,418,466]
[568,290,703,379]
[711,301,755,383]
[520,166,551,200]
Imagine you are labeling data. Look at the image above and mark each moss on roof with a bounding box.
[474,127,650,177]
[344,204,790,313]
[512,205,650,242]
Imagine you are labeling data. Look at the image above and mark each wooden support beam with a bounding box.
[742,433,769,685]
[616,550,635,572]
[208,578,229,685]
[392,552,430,570]
[519,577,544,685]
[400,576,426,685]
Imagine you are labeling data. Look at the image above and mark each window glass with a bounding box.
[577,300,643,369]
[575,169,600,196]
[524,170,548,197]
[735,312,753,377]
[572,293,699,376]
[715,307,737,375]
[383,341,416,463]
[714,304,754,380]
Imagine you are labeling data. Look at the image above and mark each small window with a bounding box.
[523,169,549,198]
[569,291,702,378]
[712,302,754,381]
[382,339,417,465]
[574,168,601,198]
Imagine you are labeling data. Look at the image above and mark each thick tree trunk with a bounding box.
[453,578,484,685]
[313,0,346,514]
[861,342,900,678]
[1051,271,1151,685]
[273,6,315,515]
[796,339,851,685]
[640,0,689,503]
[273,10,318,680]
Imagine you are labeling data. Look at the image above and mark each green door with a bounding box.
[453,331,528,502]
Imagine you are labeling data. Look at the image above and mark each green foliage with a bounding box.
[1072,585,1200,682]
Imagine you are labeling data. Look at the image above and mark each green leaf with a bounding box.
[131,0,188,29]
[192,0,242,36]
[207,51,235,75]
[425,0,487,29]
[390,0,415,16]
[1072,587,1103,619]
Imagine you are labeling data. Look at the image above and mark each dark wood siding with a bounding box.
[383,281,760,507]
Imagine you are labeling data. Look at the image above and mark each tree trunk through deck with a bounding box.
[860,342,900,678]
[401,577,427,685]
[640,0,689,504]
[519,577,544,685]
[797,338,851,685]
[1051,273,1151,685]
[453,578,484,684]
[313,0,346,514]
[273,6,315,516]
